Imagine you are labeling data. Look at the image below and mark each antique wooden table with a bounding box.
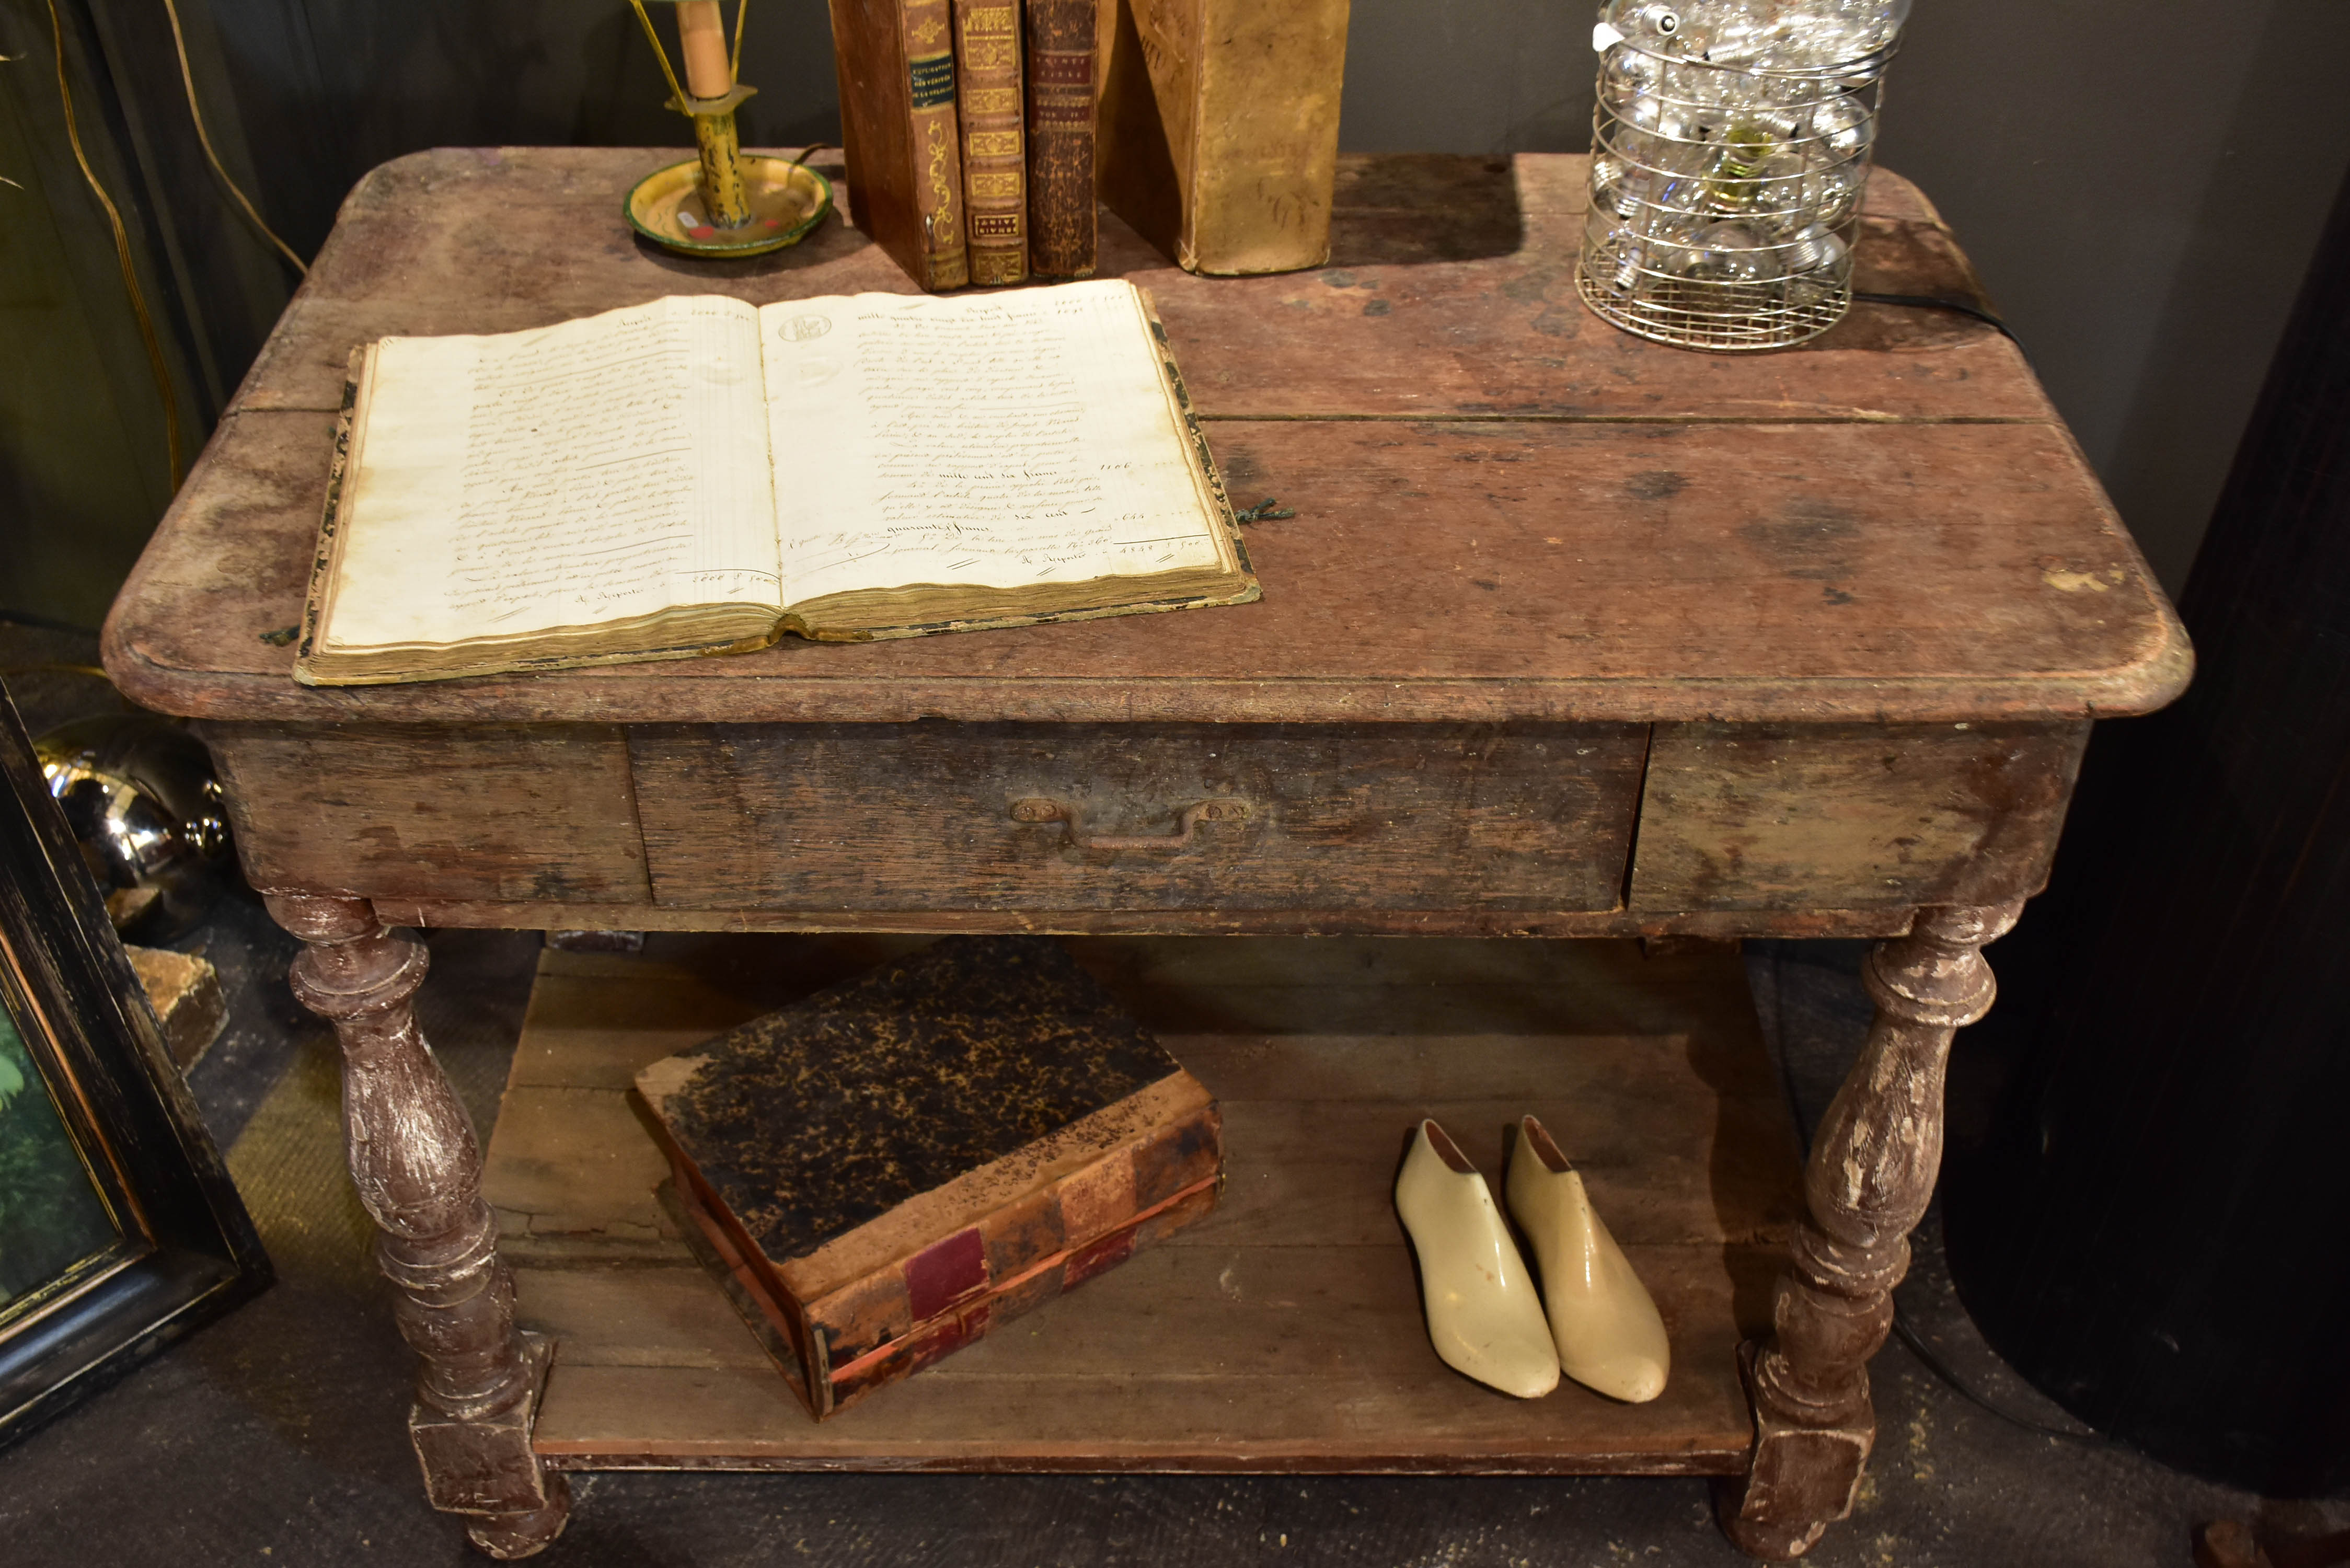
[102,148,2188,1561]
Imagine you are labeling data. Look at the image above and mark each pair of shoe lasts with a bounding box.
[1394,1116,1670,1403]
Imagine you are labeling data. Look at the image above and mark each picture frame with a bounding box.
[0,681,268,1447]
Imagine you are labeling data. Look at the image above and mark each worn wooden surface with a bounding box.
[1632,722,2091,913]
[267,893,570,1556]
[197,707,2088,926]
[365,898,1926,940]
[204,720,651,905]
[630,721,1644,912]
[102,149,2187,728]
[481,933,1803,1472]
[1714,901,2022,1559]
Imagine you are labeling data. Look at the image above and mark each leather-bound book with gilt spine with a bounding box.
[1023,0,1097,277]
[632,937,1224,1420]
[1098,0,1351,275]
[829,0,970,290]
[952,0,1026,283]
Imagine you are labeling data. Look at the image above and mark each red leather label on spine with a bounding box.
[905,1226,989,1321]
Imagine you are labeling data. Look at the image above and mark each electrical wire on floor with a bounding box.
[1757,942,2114,1449]
[43,0,182,482]
[160,0,307,276]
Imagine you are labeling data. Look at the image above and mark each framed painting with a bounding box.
[0,681,267,1446]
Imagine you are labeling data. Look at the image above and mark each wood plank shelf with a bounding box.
[482,934,1804,1474]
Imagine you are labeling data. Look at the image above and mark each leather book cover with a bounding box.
[1097,0,1351,275]
[952,0,1026,283]
[830,0,970,290]
[1022,0,1096,277]
[632,936,1223,1419]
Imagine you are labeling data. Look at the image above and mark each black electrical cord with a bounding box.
[1851,290,2029,360]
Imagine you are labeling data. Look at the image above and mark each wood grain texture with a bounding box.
[368,900,1921,939]
[1631,722,2091,912]
[107,414,2186,727]
[628,721,1643,912]
[526,1247,1782,1473]
[104,150,2186,725]
[479,933,1802,1472]
[201,719,649,904]
[213,150,2026,421]
[1716,901,2023,1559]
[267,893,569,1557]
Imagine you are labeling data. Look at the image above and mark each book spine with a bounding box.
[828,0,970,290]
[825,1171,1222,1416]
[1097,0,1345,275]
[952,0,1026,284]
[905,0,971,289]
[1023,0,1097,278]
[808,1097,1224,1417]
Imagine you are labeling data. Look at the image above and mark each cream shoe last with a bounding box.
[1505,1115,1671,1404]
[1394,1119,1561,1399]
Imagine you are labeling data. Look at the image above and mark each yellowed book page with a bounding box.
[758,280,1228,607]
[318,296,780,653]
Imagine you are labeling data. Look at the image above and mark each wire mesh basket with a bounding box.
[1576,3,1903,351]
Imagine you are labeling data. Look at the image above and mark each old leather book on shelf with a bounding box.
[950,0,1025,283]
[631,937,1224,1419]
[1097,0,1351,275]
[292,281,1257,685]
[1023,0,1097,277]
[830,0,969,289]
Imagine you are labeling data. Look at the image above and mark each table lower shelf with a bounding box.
[480,933,1804,1474]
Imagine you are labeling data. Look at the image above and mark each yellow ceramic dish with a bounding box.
[624,155,832,259]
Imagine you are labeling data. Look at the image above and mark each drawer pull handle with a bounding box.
[1010,797,1250,851]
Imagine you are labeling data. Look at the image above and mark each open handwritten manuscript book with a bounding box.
[293,280,1258,685]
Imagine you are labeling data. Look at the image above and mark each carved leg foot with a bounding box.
[268,894,570,1558]
[1715,901,2024,1561]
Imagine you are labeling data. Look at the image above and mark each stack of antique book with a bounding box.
[831,0,1101,287]
[631,937,1224,1418]
[831,0,1352,287]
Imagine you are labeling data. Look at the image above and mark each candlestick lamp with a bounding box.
[622,0,831,257]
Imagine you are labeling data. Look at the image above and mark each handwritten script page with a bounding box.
[759,281,1227,607]
[319,296,779,652]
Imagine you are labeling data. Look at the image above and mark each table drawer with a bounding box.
[202,720,651,904]
[1629,720,2091,912]
[627,722,1645,913]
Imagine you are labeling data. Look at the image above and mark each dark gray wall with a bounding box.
[10,0,2348,623]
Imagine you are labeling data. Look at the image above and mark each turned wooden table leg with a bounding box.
[266,893,569,1560]
[1715,899,2025,1561]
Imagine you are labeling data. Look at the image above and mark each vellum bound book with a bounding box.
[292,280,1258,686]
[631,937,1224,1420]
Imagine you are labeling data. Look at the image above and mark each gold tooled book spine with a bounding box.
[1022,0,1095,278]
[904,0,970,289]
[953,0,1026,284]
